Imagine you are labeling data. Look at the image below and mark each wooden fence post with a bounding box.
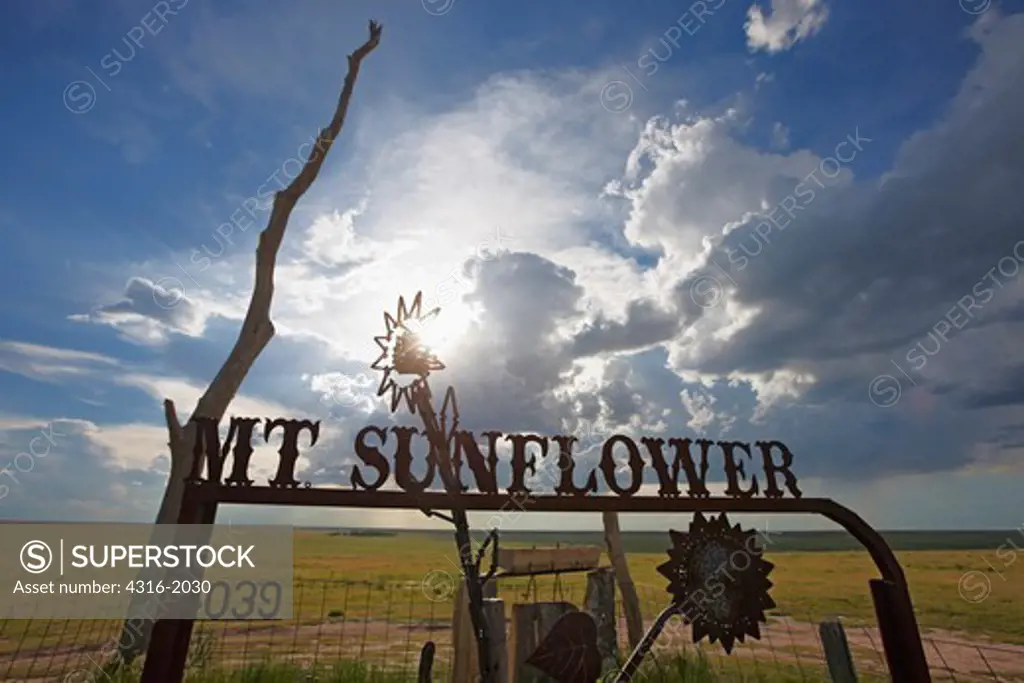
[584,568,618,674]
[602,511,643,650]
[509,602,576,683]
[418,642,436,683]
[453,578,498,683]
[483,598,508,683]
[819,619,858,683]
[510,604,539,683]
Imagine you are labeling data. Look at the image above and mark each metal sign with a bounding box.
[185,294,804,502]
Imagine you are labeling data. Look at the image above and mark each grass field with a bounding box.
[293,529,1024,644]
[318,528,1024,554]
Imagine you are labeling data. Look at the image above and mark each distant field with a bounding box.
[295,529,1024,644]
[311,527,1022,553]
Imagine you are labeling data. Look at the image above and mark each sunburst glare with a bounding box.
[414,299,474,356]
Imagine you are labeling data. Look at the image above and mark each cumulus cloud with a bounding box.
[305,371,377,414]
[570,299,682,358]
[690,13,1024,379]
[103,70,644,372]
[618,11,1024,477]
[70,276,209,345]
[301,202,383,269]
[607,107,850,262]
[745,0,830,53]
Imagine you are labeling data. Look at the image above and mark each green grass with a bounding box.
[630,649,837,683]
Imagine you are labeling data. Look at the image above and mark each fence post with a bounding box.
[510,604,539,683]
[454,578,498,683]
[536,602,575,643]
[584,568,618,674]
[483,598,508,683]
[819,619,858,683]
[510,602,577,683]
[602,511,643,651]
[418,642,436,683]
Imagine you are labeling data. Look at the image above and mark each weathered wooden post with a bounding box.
[419,641,436,683]
[511,604,539,683]
[584,568,618,675]
[483,598,509,683]
[509,602,576,683]
[602,511,643,651]
[820,619,858,683]
[454,578,498,683]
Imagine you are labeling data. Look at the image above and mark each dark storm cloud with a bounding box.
[570,299,682,357]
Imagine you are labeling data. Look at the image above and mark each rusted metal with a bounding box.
[201,415,806,500]
[492,566,601,579]
[614,604,681,683]
[371,292,445,413]
[871,578,932,683]
[525,611,602,683]
[613,514,776,682]
[656,512,775,654]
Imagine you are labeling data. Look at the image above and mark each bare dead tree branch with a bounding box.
[421,508,457,525]
[110,21,383,669]
[474,528,497,571]
[480,530,500,584]
[187,19,382,430]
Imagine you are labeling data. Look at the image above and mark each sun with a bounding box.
[414,300,472,356]
[371,293,447,412]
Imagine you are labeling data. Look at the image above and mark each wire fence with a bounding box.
[1,576,1021,682]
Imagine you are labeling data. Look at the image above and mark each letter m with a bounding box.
[187,416,261,484]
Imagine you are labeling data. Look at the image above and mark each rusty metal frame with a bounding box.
[142,484,931,683]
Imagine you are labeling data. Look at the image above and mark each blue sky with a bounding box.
[1,0,1023,531]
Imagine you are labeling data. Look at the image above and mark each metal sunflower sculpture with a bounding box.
[656,511,776,653]
[609,514,778,683]
[370,292,500,683]
[371,292,446,413]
